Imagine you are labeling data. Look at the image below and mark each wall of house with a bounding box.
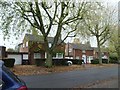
[86,50,94,56]
[65,43,73,57]
[73,49,82,59]
[19,42,28,52]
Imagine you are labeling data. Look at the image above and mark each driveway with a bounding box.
[19,65,118,88]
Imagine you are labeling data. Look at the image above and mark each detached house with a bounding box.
[65,42,94,63]
[65,42,109,63]
[19,34,65,64]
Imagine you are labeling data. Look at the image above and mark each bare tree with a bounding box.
[0,0,89,67]
[76,2,115,64]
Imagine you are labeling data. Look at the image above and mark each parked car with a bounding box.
[66,61,73,66]
[0,60,27,90]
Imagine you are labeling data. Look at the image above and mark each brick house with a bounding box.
[65,42,94,63]
[19,34,65,64]
[65,42,109,63]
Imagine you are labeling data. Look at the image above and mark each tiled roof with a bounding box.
[70,43,94,50]
[24,34,62,43]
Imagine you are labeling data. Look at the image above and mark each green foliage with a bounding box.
[7,48,15,52]
[109,53,118,64]
[91,59,99,64]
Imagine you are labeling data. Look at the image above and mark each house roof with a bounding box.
[24,34,62,43]
[70,43,94,50]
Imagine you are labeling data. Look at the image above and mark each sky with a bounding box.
[0,0,119,49]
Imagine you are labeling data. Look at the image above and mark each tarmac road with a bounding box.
[19,65,118,88]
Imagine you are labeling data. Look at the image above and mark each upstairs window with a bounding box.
[49,43,52,48]
[23,44,25,48]
[82,50,86,53]
[26,42,28,47]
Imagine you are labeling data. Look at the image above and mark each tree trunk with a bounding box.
[97,37,102,65]
[45,51,53,68]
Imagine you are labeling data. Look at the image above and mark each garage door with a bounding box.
[8,54,22,65]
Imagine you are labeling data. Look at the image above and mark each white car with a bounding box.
[66,61,73,66]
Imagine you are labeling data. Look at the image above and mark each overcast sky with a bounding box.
[0,0,119,49]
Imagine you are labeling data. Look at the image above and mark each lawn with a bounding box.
[10,64,115,76]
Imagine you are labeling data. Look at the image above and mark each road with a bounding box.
[19,65,118,88]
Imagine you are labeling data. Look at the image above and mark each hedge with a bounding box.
[109,56,118,64]
[91,59,108,64]
[35,59,83,66]
[2,58,15,68]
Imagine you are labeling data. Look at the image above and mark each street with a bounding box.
[19,65,118,88]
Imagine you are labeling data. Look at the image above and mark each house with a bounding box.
[65,42,94,63]
[0,46,28,65]
[65,42,109,63]
[19,34,65,64]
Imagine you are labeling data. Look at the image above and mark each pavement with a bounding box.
[19,64,118,88]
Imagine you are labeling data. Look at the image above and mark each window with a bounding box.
[56,53,63,58]
[49,43,52,48]
[76,56,80,59]
[69,48,72,52]
[26,42,28,47]
[23,54,28,59]
[82,50,86,53]
[23,43,25,48]
[34,53,41,59]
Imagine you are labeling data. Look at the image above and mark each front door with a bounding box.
[82,54,86,64]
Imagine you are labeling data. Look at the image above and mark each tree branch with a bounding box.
[35,2,45,35]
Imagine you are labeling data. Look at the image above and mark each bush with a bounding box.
[2,58,15,68]
[35,59,83,66]
[109,56,118,64]
[91,59,109,64]
[91,59,99,64]
[35,59,45,66]
[102,59,108,64]
[69,59,83,65]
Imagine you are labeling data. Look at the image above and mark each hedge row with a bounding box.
[35,59,83,66]
[91,59,108,64]
[2,58,15,68]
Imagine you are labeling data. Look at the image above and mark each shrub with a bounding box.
[2,58,15,68]
[35,59,45,66]
[35,59,83,66]
[91,59,99,64]
[91,59,109,64]
[109,56,118,64]
[102,59,108,64]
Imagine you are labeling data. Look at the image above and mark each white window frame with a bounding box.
[56,53,63,58]
[26,42,28,47]
[34,53,41,59]
[23,43,25,48]
[23,54,28,59]
[49,43,52,48]
[82,50,86,53]
[76,56,80,59]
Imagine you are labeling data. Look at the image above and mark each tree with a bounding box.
[108,25,119,61]
[0,1,89,67]
[7,48,15,52]
[76,3,114,64]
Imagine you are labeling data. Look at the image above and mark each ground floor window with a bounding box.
[75,56,80,59]
[87,56,93,63]
[56,53,63,58]
[34,53,41,59]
